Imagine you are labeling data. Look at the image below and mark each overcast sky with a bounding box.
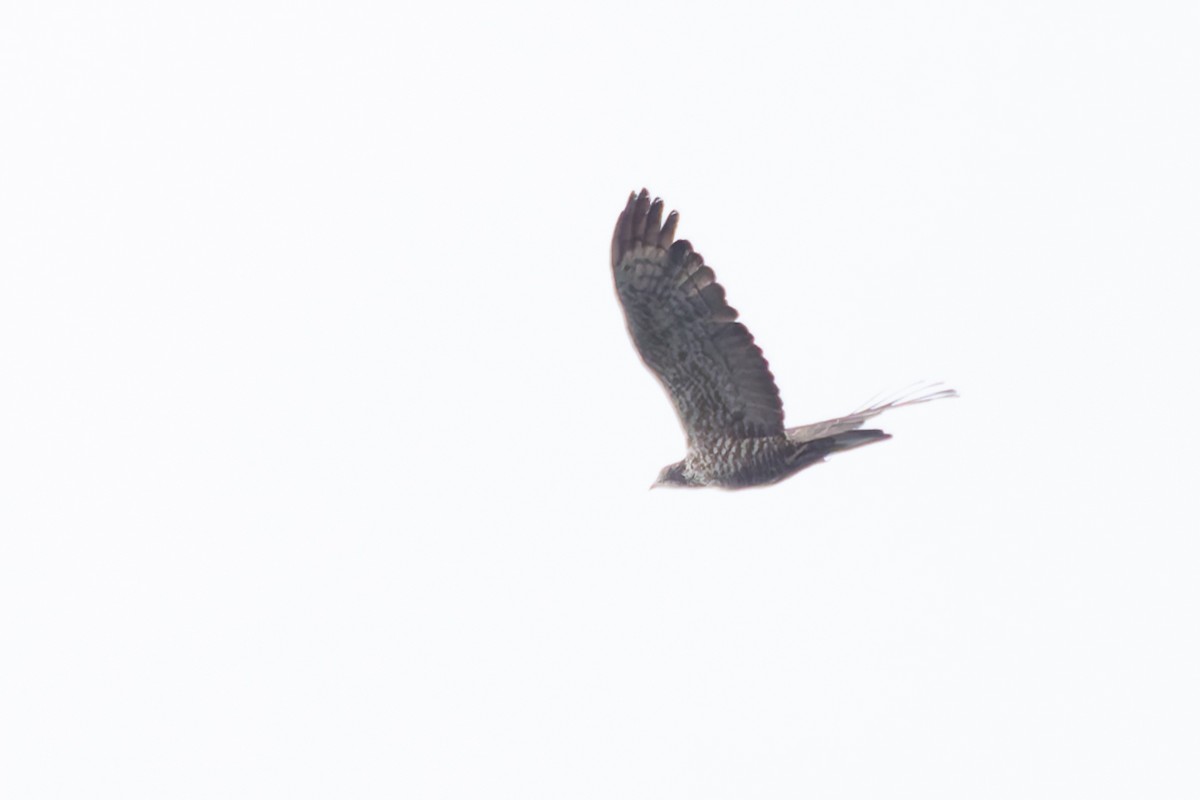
[3,2,1198,798]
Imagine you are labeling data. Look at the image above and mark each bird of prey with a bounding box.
[612,189,955,489]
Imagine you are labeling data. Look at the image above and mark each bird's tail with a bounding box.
[785,381,957,444]
[819,429,893,452]
[785,429,892,474]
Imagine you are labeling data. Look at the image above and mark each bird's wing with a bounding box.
[612,189,784,445]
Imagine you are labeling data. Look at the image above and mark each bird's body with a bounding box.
[611,189,954,489]
[656,430,890,489]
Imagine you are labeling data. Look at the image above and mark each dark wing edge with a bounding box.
[611,189,785,441]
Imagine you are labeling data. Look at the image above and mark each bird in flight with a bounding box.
[612,189,955,489]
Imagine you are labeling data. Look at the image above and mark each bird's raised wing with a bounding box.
[612,189,784,445]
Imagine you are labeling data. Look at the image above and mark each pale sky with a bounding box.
[3,2,1198,798]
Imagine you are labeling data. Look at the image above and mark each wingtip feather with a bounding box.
[613,189,683,266]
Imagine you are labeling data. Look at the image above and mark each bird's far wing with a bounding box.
[785,382,958,443]
[612,189,784,445]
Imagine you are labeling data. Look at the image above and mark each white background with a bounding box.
[2,2,1198,798]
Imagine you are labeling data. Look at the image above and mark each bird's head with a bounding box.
[651,461,695,489]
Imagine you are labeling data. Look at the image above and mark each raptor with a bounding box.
[612,189,954,489]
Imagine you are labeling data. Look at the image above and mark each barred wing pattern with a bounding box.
[612,189,784,446]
